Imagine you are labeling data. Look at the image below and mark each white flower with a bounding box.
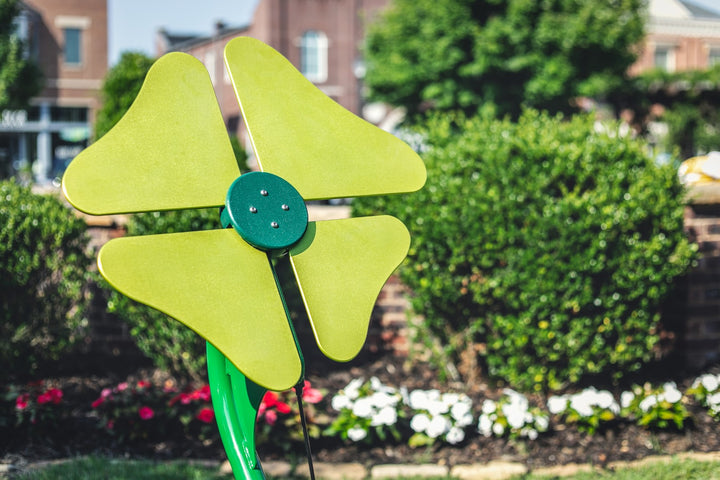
[408,390,430,410]
[595,390,616,410]
[450,400,471,422]
[371,405,397,427]
[331,394,352,411]
[707,392,720,408]
[457,413,474,428]
[427,399,450,416]
[639,395,658,412]
[370,377,397,395]
[347,427,368,442]
[535,414,549,432]
[492,422,505,436]
[427,415,452,438]
[442,393,461,405]
[521,427,538,440]
[477,414,493,437]
[569,391,595,417]
[481,399,497,415]
[547,396,568,415]
[446,426,465,444]
[503,403,527,429]
[370,391,399,409]
[352,397,374,418]
[504,389,529,411]
[410,413,431,433]
[700,374,720,392]
[662,382,682,404]
[621,391,635,409]
[344,378,364,400]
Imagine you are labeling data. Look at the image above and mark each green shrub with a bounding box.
[0,180,92,380]
[107,208,221,382]
[353,110,697,392]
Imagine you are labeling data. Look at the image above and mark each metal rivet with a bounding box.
[271,221,279,228]
[260,189,268,196]
[281,204,289,211]
[249,206,257,213]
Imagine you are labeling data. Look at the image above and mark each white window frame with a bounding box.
[653,43,676,72]
[55,16,90,67]
[300,30,328,83]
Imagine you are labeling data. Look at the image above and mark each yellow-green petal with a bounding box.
[289,216,410,362]
[98,229,302,391]
[224,37,426,201]
[62,52,239,215]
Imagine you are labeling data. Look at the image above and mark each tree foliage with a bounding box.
[0,0,43,110]
[609,65,720,158]
[364,0,645,120]
[353,111,697,392]
[94,51,155,139]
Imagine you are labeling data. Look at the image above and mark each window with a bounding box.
[300,30,328,83]
[653,45,675,72]
[64,28,81,65]
[709,48,720,67]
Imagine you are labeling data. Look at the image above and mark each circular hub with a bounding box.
[224,171,308,252]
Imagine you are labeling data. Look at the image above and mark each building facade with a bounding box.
[630,0,720,75]
[0,0,107,184]
[156,0,390,147]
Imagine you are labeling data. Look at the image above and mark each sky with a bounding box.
[107,0,260,65]
[108,0,720,67]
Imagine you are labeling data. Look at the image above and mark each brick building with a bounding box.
[156,0,390,146]
[0,0,107,184]
[630,0,720,74]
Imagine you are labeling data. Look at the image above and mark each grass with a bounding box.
[518,457,720,480]
[10,455,720,479]
[12,456,231,479]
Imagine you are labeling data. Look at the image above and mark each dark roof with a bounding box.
[159,23,250,52]
[680,0,720,18]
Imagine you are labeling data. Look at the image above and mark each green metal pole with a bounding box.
[207,341,267,480]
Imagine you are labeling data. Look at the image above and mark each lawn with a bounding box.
[11,455,720,479]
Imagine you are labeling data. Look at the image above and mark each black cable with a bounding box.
[294,382,316,480]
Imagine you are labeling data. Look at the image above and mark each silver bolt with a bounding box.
[281,204,289,211]
[249,206,257,213]
[271,221,279,228]
[260,189,268,196]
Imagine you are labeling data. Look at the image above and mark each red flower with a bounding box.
[138,406,154,420]
[91,397,105,408]
[15,393,30,411]
[264,409,278,426]
[37,392,51,405]
[301,381,323,404]
[196,385,211,402]
[106,420,115,430]
[262,392,291,414]
[46,388,63,404]
[196,407,214,423]
[137,380,151,389]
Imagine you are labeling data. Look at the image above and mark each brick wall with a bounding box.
[683,185,720,368]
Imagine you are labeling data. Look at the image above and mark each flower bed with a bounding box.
[3,368,720,464]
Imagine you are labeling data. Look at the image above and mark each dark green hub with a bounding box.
[222,171,308,253]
